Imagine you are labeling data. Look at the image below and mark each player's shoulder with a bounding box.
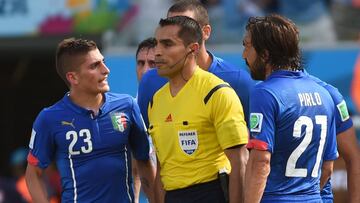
[211,54,253,86]
[212,54,246,73]
[141,68,163,83]
[105,92,135,106]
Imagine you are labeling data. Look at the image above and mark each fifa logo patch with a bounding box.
[178,130,198,155]
[111,112,127,132]
[250,113,263,133]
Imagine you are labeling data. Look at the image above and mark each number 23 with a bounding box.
[66,129,93,155]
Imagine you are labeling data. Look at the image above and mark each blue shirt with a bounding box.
[137,51,255,128]
[247,71,338,202]
[309,74,353,202]
[28,92,150,203]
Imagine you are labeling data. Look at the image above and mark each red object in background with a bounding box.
[39,15,73,35]
[351,53,360,112]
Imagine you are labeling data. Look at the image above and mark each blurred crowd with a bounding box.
[110,0,360,45]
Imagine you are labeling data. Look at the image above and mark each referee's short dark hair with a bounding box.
[159,16,203,47]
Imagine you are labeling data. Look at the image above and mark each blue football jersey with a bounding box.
[247,71,338,202]
[137,51,255,128]
[308,74,353,202]
[28,92,150,203]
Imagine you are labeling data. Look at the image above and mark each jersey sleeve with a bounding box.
[323,104,339,161]
[324,84,353,134]
[247,87,277,153]
[27,110,56,169]
[137,70,167,128]
[137,73,152,128]
[232,70,255,127]
[209,84,249,150]
[129,98,150,161]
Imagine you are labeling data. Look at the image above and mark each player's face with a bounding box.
[73,48,110,95]
[136,47,155,82]
[154,25,187,78]
[242,32,266,80]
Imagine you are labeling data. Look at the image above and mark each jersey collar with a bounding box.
[62,92,108,117]
[267,70,305,80]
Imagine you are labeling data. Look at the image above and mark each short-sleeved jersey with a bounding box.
[247,71,338,202]
[27,92,150,203]
[148,67,248,191]
[308,74,353,201]
[138,51,254,128]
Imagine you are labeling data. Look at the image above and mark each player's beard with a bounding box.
[246,56,266,81]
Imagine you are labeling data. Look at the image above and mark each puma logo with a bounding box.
[61,118,75,129]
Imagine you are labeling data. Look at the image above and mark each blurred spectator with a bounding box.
[351,52,360,113]
[9,147,61,203]
[0,174,26,203]
[254,0,336,43]
[132,0,171,44]
[331,0,360,41]
[202,0,264,43]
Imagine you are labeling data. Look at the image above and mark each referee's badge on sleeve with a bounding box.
[178,130,198,155]
[250,113,263,133]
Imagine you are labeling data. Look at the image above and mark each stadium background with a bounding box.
[0,0,359,202]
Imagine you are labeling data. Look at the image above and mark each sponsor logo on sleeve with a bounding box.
[29,129,36,149]
[111,112,128,132]
[250,113,263,133]
[337,100,350,122]
[178,130,198,155]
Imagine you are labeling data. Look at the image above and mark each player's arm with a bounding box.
[154,159,165,203]
[25,164,49,203]
[134,158,156,203]
[131,158,141,203]
[224,145,248,203]
[337,126,360,203]
[244,149,271,203]
[320,160,334,189]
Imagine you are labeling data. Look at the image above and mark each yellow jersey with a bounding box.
[148,67,248,190]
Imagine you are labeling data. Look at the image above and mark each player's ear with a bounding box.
[66,71,79,86]
[202,24,211,41]
[261,50,270,63]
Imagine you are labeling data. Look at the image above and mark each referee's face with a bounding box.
[71,48,110,95]
[154,25,188,78]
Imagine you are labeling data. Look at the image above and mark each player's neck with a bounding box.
[69,90,104,113]
[197,46,212,71]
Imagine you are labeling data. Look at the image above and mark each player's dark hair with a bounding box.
[56,38,97,87]
[246,14,302,71]
[136,37,157,60]
[159,16,203,47]
[167,0,209,27]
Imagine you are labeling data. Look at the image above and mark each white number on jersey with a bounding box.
[285,115,327,177]
[66,129,93,155]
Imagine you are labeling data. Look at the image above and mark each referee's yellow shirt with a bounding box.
[148,67,248,191]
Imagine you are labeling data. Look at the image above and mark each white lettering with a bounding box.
[298,92,323,107]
